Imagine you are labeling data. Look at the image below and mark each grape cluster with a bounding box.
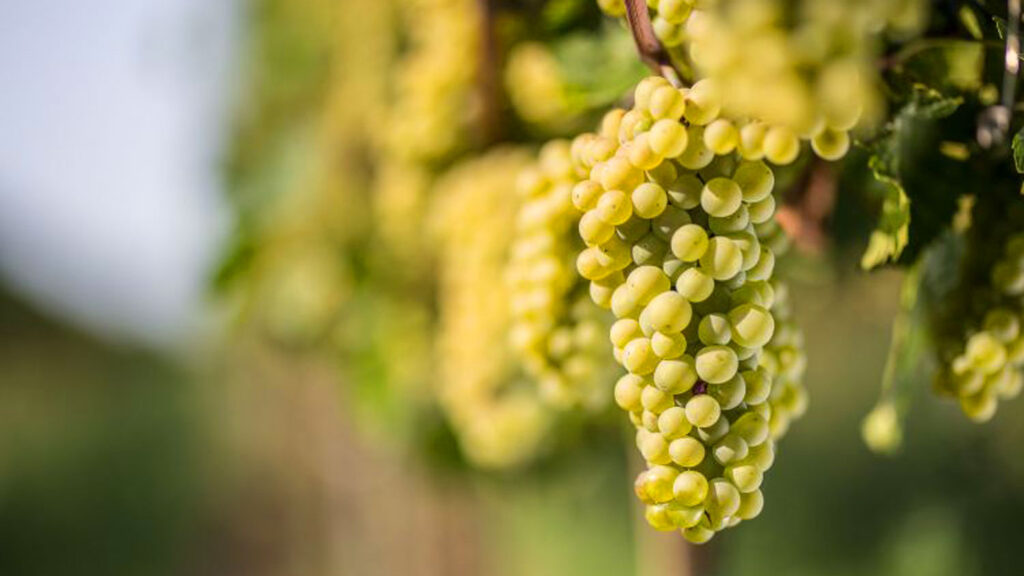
[508,141,612,410]
[432,150,552,468]
[371,0,483,273]
[597,0,929,163]
[569,76,788,542]
[505,42,571,127]
[934,233,1024,422]
[384,0,481,163]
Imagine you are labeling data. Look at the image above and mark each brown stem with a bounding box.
[623,0,683,87]
[476,0,502,145]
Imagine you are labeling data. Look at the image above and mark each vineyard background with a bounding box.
[3,1,1024,575]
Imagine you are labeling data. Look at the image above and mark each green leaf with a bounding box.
[1013,127,1024,173]
[860,167,912,270]
[860,86,963,270]
[893,40,985,92]
[553,25,648,108]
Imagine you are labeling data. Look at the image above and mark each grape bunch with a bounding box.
[934,233,1024,422]
[597,0,929,163]
[383,0,481,163]
[507,141,612,410]
[371,0,483,273]
[432,150,552,469]
[569,75,789,542]
[505,42,571,128]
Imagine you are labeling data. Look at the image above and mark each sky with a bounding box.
[0,0,239,347]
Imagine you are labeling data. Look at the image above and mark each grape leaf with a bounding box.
[1013,127,1024,173]
[860,165,911,270]
[861,86,963,270]
[553,25,648,108]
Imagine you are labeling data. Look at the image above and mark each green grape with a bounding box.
[700,237,744,280]
[701,178,744,217]
[673,470,710,506]
[696,345,740,384]
[567,81,791,541]
[685,394,723,427]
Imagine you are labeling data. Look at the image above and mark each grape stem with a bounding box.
[979,0,1021,147]
[623,0,683,87]
[476,0,502,145]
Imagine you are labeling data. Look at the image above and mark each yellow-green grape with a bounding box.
[434,150,549,469]
[676,267,716,302]
[649,119,690,157]
[713,434,749,465]
[810,128,851,161]
[685,394,722,427]
[659,406,693,438]
[684,80,722,126]
[669,436,706,467]
[733,161,775,203]
[654,356,699,394]
[649,85,687,121]
[704,119,739,155]
[699,313,732,346]
[738,122,768,160]
[696,345,739,384]
[567,80,788,541]
[701,178,743,217]
[762,126,800,165]
[672,224,710,262]
[932,231,1024,422]
[673,470,710,506]
[736,489,765,520]
[699,237,744,281]
[729,304,775,348]
[633,182,670,218]
[597,189,634,225]
[645,291,694,333]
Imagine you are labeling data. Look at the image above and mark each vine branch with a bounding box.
[623,0,683,87]
[476,0,502,145]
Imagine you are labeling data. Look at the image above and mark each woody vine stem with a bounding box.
[623,0,684,87]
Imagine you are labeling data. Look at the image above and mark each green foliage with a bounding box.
[553,25,648,108]
[861,87,963,270]
[1012,126,1024,173]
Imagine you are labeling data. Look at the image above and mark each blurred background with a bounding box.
[2,1,1024,575]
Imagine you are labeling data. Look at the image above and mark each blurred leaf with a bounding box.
[211,232,256,293]
[994,16,1007,40]
[895,40,986,92]
[862,263,931,455]
[959,5,985,40]
[553,25,647,109]
[1013,126,1024,173]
